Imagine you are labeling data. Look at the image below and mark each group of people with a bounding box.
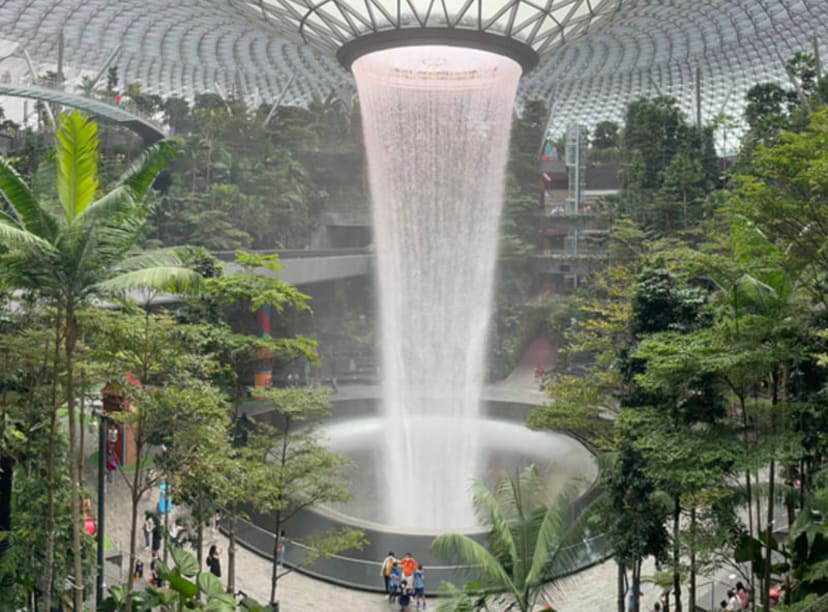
[723,581,750,610]
[381,551,426,610]
[721,581,780,610]
[631,579,770,611]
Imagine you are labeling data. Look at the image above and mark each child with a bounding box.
[388,562,401,603]
[398,579,412,611]
[414,564,426,608]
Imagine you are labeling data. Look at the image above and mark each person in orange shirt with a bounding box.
[400,552,418,584]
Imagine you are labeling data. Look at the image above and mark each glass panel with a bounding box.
[510,2,544,35]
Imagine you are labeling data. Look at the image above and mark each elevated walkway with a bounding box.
[0,78,166,143]
[215,248,372,286]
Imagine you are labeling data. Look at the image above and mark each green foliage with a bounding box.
[629,267,707,336]
[617,97,718,235]
[743,82,795,143]
[141,91,362,251]
[785,482,828,602]
[621,97,688,190]
[98,546,267,611]
[432,466,591,612]
[729,108,828,277]
[250,387,365,602]
[529,51,828,612]
[601,440,669,570]
[592,121,620,149]
[508,99,547,198]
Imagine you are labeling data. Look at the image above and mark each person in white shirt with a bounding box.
[727,589,742,610]
[380,551,397,594]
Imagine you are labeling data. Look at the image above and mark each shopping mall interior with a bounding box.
[1,1,828,610]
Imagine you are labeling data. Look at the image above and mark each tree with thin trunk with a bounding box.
[250,387,364,606]
[0,109,200,610]
[89,307,227,609]
[602,440,669,612]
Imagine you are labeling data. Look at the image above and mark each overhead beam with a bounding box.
[22,48,55,129]
[89,45,122,91]
[265,74,296,125]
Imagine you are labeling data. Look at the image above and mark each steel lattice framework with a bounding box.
[0,0,826,136]
[229,0,620,70]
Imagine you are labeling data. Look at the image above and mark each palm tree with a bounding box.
[432,465,593,612]
[0,109,201,611]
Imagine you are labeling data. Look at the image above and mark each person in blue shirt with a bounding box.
[413,565,426,608]
[388,562,401,603]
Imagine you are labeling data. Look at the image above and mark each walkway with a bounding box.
[0,78,166,143]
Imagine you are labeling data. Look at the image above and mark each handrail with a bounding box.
[284,531,609,571]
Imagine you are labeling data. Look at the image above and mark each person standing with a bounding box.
[149,550,160,586]
[400,552,418,587]
[413,565,426,609]
[388,562,401,603]
[168,521,181,545]
[381,551,396,594]
[398,580,412,611]
[277,529,287,568]
[735,582,749,609]
[143,515,153,549]
[105,452,118,483]
[207,544,222,578]
[726,589,742,610]
[151,521,161,554]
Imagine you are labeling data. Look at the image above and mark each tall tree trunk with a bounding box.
[0,357,11,567]
[762,368,784,612]
[672,495,682,612]
[125,455,144,612]
[43,330,61,612]
[689,506,696,612]
[633,558,642,612]
[739,393,756,610]
[79,369,86,488]
[163,495,170,565]
[0,457,12,563]
[753,469,762,612]
[617,563,626,612]
[270,512,282,604]
[270,416,291,605]
[196,492,205,568]
[739,394,754,534]
[43,412,57,612]
[65,305,84,612]
[763,458,775,612]
[227,508,236,594]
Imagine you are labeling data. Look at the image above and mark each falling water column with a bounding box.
[352,46,522,530]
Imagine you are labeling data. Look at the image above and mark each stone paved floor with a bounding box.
[88,370,726,611]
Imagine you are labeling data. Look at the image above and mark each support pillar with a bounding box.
[254,304,273,389]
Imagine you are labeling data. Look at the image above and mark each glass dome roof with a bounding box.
[0,0,826,137]
[229,0,621,69]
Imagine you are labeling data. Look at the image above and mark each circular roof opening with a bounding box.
[230,0,621,73]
